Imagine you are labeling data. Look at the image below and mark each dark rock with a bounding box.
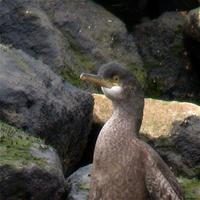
[133,12,199,100]
[0,166,65,200]
[184,7,200,91]
[0,0,145,88]
[0,0,66,71]
[41,0,145,88]
[171,115,200,177]
[147,115,200,178]
[66,165,91,200]
[93,0,199,30]
[0,121,65,200]
[157,0,199,13]
[93,0,149,29]
[0,44,93,175]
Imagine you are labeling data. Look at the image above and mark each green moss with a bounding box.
[145,78,163,98]
[194,167,200,177]
[154,136,173,148]
[0,44,31,72]
[58,31,95,87]
[15,56,30,72]
[59,67,83,87]
[143,62,161,71]
[127,63,147,89]
[170,43,184,58]
[178,177,200,200]
[78,183,90,191]
[0,121,45,168]
[72,50,95,73]
[142,62,164,97]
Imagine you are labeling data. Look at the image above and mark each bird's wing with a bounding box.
[143,143,183,200]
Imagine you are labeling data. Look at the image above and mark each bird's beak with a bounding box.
[80,73,113,88]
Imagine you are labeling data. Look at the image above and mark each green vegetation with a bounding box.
[143,62,161,71]
[0,121,45,168]
[170,43,184,58]
[58,31,95,87]
[0,44,31,73]
[142,62,163,98]
[59,67,84,87]
[127,63,147,89]
[178,177,200,200]
[78,183,90,191]
[145,78,163,98]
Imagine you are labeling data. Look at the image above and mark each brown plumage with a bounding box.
[80,62,183,200]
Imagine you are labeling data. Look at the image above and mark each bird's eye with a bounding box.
[113,75,119,82]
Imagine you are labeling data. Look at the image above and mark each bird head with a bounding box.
[80,62,142,103]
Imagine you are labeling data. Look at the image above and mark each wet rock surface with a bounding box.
[0,45,93,175]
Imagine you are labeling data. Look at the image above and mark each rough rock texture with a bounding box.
[66,165,91,200]
[0,0,145,88]
[0,44,93,175]
[0,0,66,71]
[133,12,199,99]
[0,121,65,200]
[91,94,200,177]
[172,116,200,173]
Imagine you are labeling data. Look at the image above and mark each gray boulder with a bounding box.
[0,120,65,200]
[66,165,91,200]
[0,44,93,175]
[133,12,198,99]
[0,0,145,88]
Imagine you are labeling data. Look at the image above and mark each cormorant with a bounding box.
[80,62,183,200]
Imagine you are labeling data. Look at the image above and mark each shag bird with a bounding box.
[80,62,183,200]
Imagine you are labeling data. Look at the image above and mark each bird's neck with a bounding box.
[111,100,138,137]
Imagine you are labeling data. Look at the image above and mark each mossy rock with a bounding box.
[0,121,45,168]
[0,121,65,199]
[0,120,64,174]
[178,177,200,200]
